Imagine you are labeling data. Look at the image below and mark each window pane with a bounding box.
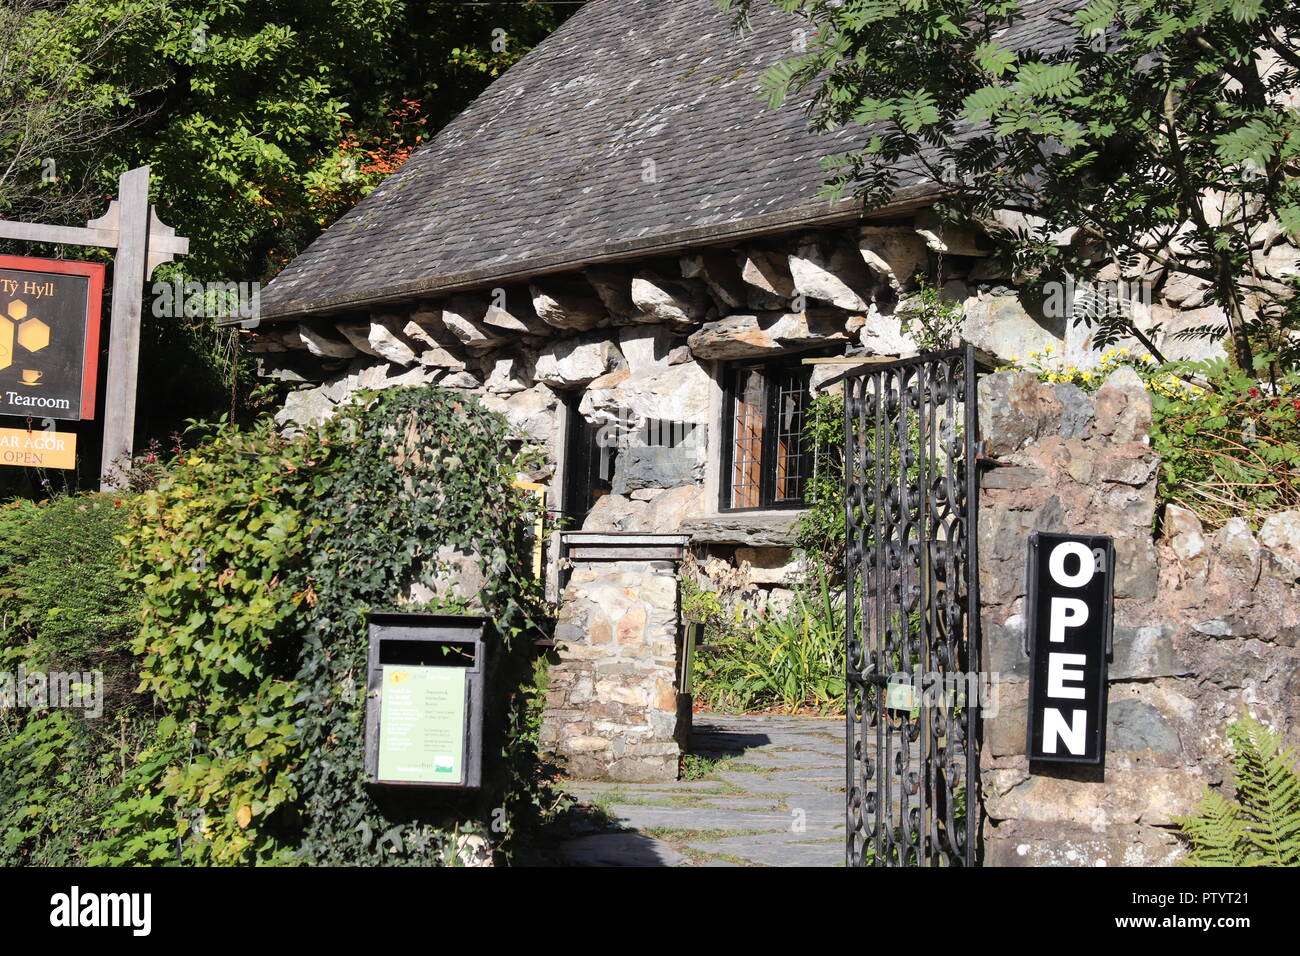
[774,368,808,502]
[731,368,765,508]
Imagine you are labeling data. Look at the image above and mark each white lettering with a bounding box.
[5,392,71,410]
[1048,596,1089,643]
[48,886,150,936]
[1041,707,1088,755]
[1047,652,1088,699]
[1048,540,1095,588]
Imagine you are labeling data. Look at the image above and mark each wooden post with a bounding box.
[0,166,187,487]
[98,166,151,490]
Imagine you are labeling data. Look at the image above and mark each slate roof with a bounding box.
[256,0,1077,323]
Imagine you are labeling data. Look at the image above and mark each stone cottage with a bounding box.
[243,0,1261,601]
[238,0,1299,824]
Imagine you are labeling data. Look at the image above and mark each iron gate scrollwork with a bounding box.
[844,346,983,867]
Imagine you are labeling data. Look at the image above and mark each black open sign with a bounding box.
[1025,532,1114,764]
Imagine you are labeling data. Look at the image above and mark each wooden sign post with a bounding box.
[0,166,188,488]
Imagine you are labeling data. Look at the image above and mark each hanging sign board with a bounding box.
[0,426,77,470]
[1025,532,1114,764]
[376,665,468,785]
[0,256,105,422]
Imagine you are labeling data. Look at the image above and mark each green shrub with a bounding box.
[0,494,136,666]
[1150,358,1300,526]
[0,492,156,866]
[0,709,162,866]
[795,391,846,577]
[100,385,555,866]
[691,570,845,714]
[691,387,852,715]
[1175,714,1300,867]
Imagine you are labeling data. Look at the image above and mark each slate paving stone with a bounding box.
[743,749,844,769]
[781,791,848,816]
[607,804,795,832]
[683,828,845,851]
[694,796,782,811]
[563,779,728,793]
[555,711,850,866]
[714,770,840,796]
[557,832,686,867]
[688,839,842,868]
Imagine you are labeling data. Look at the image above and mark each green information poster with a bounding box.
[377,665,467,784]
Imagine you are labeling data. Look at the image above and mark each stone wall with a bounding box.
[250,210,1293,600]
[539,551,686,781]
[978,369,1300,866]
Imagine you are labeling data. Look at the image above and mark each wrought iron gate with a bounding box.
[844,346,982,866]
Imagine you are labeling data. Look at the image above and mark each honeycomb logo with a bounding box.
[0,299,51,374]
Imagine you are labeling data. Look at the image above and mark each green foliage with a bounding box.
[1150,357,1300,525]
[896,279,965,352]
[0,0,135,224]
[0,494,136,665]
[288,390,549,865]
[0,491,159,866]
[1003,347,1300,525]
[725,0,1300,370]
[794,391,847,573]
[3,1,574,442]
[1001,344,1180,394]
[691,569,845,714]
[95,385,554,865]
[1176,714,1300,866]
[680,753,730,781]
[0,709,163,866]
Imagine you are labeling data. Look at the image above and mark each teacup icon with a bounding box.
[19,369,42,386]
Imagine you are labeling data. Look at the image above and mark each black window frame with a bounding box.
[561,392,614,526]
[719,357,815,513]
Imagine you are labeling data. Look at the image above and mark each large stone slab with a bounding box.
[789,234,872,311]
[858,224,929,292]
[534,335,622,386]
[739,248,796,310]
[605,804,795,832]
[688,837,842,867]
[631,271,709,328]
[679,512,800,547]
[298,322,358,360]
[686,310,849,359]
[531,277,606,331]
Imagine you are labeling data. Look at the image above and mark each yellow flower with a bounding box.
[1044,344,1055,353]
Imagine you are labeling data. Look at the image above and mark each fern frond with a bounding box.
[1178,714,1300,867]
[1228,718,1300,866]
[1176,790,1247,866]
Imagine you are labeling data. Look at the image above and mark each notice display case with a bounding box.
[363,613,488,790]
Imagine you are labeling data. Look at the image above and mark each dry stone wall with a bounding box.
[978,369,1300,866]
[252,210,1296,601]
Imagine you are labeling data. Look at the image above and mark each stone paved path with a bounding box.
[556,712,846,867]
